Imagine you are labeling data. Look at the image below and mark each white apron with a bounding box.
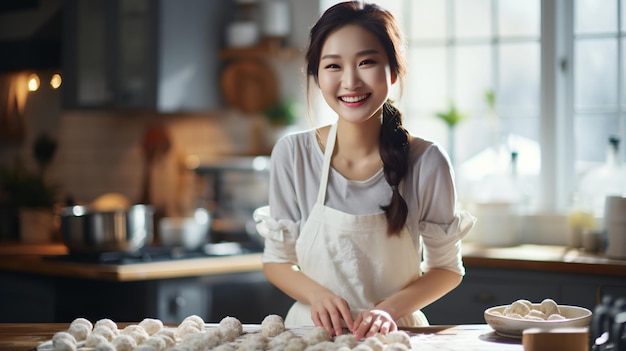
[285,123,428,328]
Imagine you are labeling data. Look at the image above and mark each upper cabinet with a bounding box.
[62,0,232,112]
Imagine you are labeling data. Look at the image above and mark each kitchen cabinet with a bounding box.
[0,270,294,324]
[62,0,231,112]
[422,266,626,325]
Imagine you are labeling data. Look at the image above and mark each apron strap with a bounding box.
[316,123,337,205]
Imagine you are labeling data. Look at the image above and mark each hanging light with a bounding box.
[28,74,40,91]
[50,73,62,89]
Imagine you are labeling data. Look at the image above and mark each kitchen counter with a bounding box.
[0,323,524,351]
[0,242,623,282]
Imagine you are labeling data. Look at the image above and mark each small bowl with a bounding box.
[484,304,593,339]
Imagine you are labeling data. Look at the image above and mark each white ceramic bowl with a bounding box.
[484,304,593,339]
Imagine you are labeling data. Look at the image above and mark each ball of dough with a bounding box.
[284,337,308,351]
[154,329,176,346]
[182,314,205,330]
[352,344,375,351]
[334,334,357,348]
[540,298,560,316]
[139,318,164,335]
[52,337,76,351]
[85,333,109,347]
[218,326,239,343]
[121,325,148,337]
[241,332,268,347]
[302,326,331,345]
[53,331,77,347]
[176,321,202,338]
[547,314,566,320]
[70,317,93,331]
[268,330,296,348]
[304,340,337,350]
[219,316,243,335]
[94,318,118,333]
[527,309,547,320]
[112,334,137,351]
[212,345,236,351]
[385,330,411,347]
[261,314,285,337]
[92,326,117,342]
[67,323,90,341]
[127,331,149,344]
[504,300,531,317]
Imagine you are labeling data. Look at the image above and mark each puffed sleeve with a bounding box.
[253,206,299,263]
[253,134,302,264]
[411,142,476,276]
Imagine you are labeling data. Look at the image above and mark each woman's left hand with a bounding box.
[351,309,398,339]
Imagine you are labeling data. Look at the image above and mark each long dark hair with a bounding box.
[305,1,410,236]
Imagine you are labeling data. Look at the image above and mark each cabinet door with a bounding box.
[157,278,209,323]
[63,0,155,109]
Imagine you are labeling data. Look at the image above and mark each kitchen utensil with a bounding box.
[60,204,154,253]
[605,195,626,259]
[158,208,211,251]
[484,304,593,339]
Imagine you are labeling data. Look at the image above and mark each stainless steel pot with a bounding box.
[60,204,154,253]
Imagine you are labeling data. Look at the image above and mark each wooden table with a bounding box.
[0,323,524,351]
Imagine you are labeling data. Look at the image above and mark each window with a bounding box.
[318,0,626,219]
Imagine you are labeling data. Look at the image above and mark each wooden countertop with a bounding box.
[0,323,523,351]
[0,242,623,282]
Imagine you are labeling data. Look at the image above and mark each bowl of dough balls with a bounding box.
[484,298,593,338]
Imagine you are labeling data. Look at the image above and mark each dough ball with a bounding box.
[182,315,205,330]
[239,340,267,351]
[212,345,236,351]
[52,337,76,351]
[218,326,239,343]
[111,334,137,351]
[548,314,566,320]
[127,331,149,344]
[70,317,93,331]
[67,323,91,341]
[241,332,268,347]
[334,334,357,348]
[302,326,331,345]
[385,330,411,347]
[94,318,119,333]
[284,337,308,351]
[363,337,384,351]
[504,300,531,317]
[219,316,243,335]
[182,332,220,350]
[176,321,202,338]
[386,343,410,351]
[142,335,167,351]
[524,315,545,321]
[336,347,351,351]
[85,333,109,347]
[52,331,77,346]
[121,325,148,337]
[540,298,560,316]
[527,309,547,320]
[268,330,296,348]
[518,299,534,311]
[261,314,285,337]
[92,326,117,342]
[139,318,163,335]
[93,342,115,351]
[154,329,177,346]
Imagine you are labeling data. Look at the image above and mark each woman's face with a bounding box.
[318,24,396,124]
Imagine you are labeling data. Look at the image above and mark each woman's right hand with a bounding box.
[309,291,354,336]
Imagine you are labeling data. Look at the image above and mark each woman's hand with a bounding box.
[309,291,354,336]
[352,309,398,339]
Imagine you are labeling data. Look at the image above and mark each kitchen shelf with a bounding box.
[219,39,301,60]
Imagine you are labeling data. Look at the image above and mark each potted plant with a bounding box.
[435,102,466,165]
[0,133,58,243]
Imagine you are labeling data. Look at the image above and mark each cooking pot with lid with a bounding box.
[60,204,154,253]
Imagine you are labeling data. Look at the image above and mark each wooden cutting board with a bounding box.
[220,59,278,115]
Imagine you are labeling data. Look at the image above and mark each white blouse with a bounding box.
[254,127,475,276]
